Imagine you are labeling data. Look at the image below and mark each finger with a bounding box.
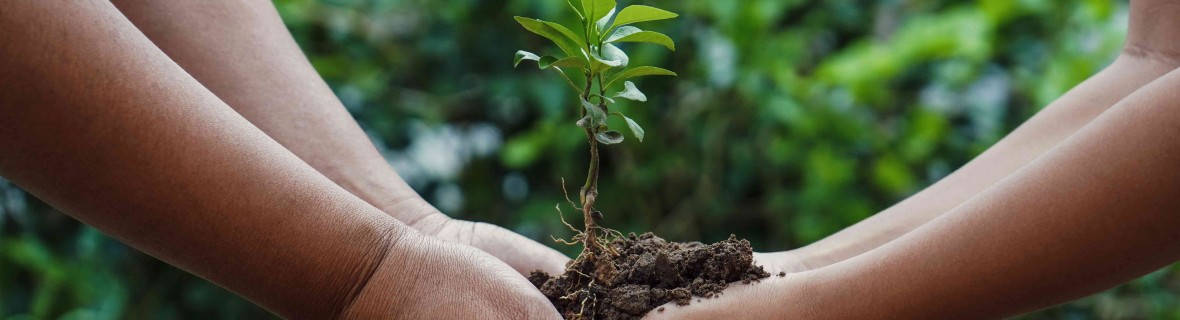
[472,222,571,275]
[643,276,794,320]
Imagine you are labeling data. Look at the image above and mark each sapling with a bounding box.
[513,0,677,255]
[514,3,773,319]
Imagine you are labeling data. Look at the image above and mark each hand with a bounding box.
[394,199,571,276]
[342,232,561,319]
[642,251,814,319]
[753,250,812,275]
[642,274,811,320]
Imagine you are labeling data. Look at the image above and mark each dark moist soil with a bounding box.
[528,232,770,320]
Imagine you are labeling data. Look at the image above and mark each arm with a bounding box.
[0,2,556,318]
[762,1,1180,272]
[108,0,568,275]
[655,65,1180,319]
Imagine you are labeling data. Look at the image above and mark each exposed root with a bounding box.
[560,177,581,212]
[555,204,581,233]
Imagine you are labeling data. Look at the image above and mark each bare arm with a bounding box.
[763,1,1180,272]
[0,2,556,318]
[654,65,1180,319]
[108,0,568,275]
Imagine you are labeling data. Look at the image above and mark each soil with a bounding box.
[528,232,770,320]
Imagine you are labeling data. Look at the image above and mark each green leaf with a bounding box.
[566,0,585,21]
[590,43,628,73]
[605,66,677,88]
[515,53,583,93]
[514,16,585,57]
[595,7,616,34]
[606,26,675,51]
[595,130,625,144]
[514,50,540,67]
[599,43,628,68]
[621,114,645,142]
[613,81,647,102]
[609,5,678,30]
[581,99,607,127]
[539,56,586,69]
[582,0,618,28]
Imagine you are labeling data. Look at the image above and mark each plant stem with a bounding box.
[579,73,601,253]
[581,128,600,250]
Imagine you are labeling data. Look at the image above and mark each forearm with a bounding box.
[0,2,410,317]
[110,0,430,221]
[796,68,1180,319]
[791,51,1180,270]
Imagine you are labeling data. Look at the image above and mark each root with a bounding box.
[560,177,581,212]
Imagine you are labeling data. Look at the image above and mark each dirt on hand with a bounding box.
[528,232,770,320]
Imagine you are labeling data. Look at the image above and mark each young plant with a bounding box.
[513,0,677,253]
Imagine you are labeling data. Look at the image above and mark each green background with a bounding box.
[3,0,1178,318]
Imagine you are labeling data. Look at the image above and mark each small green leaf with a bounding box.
[539,56,586,69]
[604,26,639,42]
[609,5,678,30]
[514,50,540,67]
[590,44,628,74]
[605,66,677,88]
[514,16,585,57]
[606,27,675,51]
[595,130,625,144]
[621,115,645,142]
[613,81,647,102]
[581,99,607,127]
[576,115,591,127]
[595,7,616,34]
[582,0,618,28]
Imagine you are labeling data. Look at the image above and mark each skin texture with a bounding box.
[0,1,558,319]
[653,1,1180,318]
[108,0,569,276]
[758,0,1180,274]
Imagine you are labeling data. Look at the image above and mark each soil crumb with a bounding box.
[528,232,769,320]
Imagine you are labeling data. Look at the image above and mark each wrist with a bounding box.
[338,225,429,319]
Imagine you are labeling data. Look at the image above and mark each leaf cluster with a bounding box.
[513,0,677,145]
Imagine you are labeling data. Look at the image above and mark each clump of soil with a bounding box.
[528,232,770,320]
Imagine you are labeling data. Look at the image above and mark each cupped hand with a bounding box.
[641,251,814,319]
[395,199,571,276]
[754,250,812,275]
[642,274,811,320]
[342,232,561,319]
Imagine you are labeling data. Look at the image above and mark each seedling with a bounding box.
[513,0,677,255]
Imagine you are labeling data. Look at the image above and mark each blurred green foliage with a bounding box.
[3,0,1179,318]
